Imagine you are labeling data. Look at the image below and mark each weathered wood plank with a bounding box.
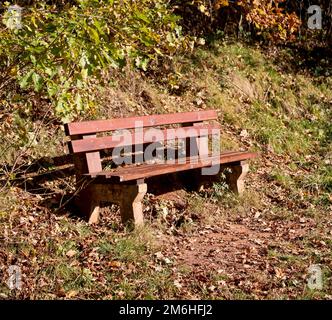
[68,124,221,154]
[83,135,103,174]
[85,152,257,181]
[64,110,218,136]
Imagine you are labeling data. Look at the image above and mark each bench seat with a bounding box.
[85,151,257,182]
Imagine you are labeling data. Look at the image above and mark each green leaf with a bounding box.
[140,35,155,47]
[27,46,45,54]
[93,20,104,35]
[87,27,100,44]
[135,56,149,71]
[134,11,150,24]
[75,93,83,111]
[81,68,88,79]
[32,72,43,92]
[19,70,34,89]
[47,82,58,97]
[30,55,37,65]
[154,47,164,56]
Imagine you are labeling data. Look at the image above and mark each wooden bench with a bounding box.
[64,110,257,226]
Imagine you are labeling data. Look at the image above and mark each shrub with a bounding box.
[0,0,189,121]
[173,0,301,42]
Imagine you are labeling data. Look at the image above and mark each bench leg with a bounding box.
[120,184,147,227]
[76,182,147,227]
[75,185,101,224]
[225,161,249,195]
[85,199,100,224]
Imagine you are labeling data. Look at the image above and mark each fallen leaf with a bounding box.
[174,280,182,289]
[109,261,122,268]
[66,290,78,298]
[155,251,164,259]
[66,250,77,258]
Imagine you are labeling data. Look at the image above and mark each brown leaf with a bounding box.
[109,261,122,269]
[57,288,66,297]
[66,250,77,258]
[66,290,78,298]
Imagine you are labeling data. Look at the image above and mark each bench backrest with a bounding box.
[65,110,219,175]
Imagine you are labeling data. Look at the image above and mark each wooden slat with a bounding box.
[68,124,221,154]
[83,135,103,174]
[72,134,102,179]
[85,151,258,181]
[64,110,218,136]
[104,151,242,174]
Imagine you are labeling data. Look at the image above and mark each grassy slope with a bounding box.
[0,41,331,299]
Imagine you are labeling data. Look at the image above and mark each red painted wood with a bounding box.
[68,124,221,154]
[104,151,242,174]
[83,135,103,173]
[64,110,218,136]
[85,152,258,181]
